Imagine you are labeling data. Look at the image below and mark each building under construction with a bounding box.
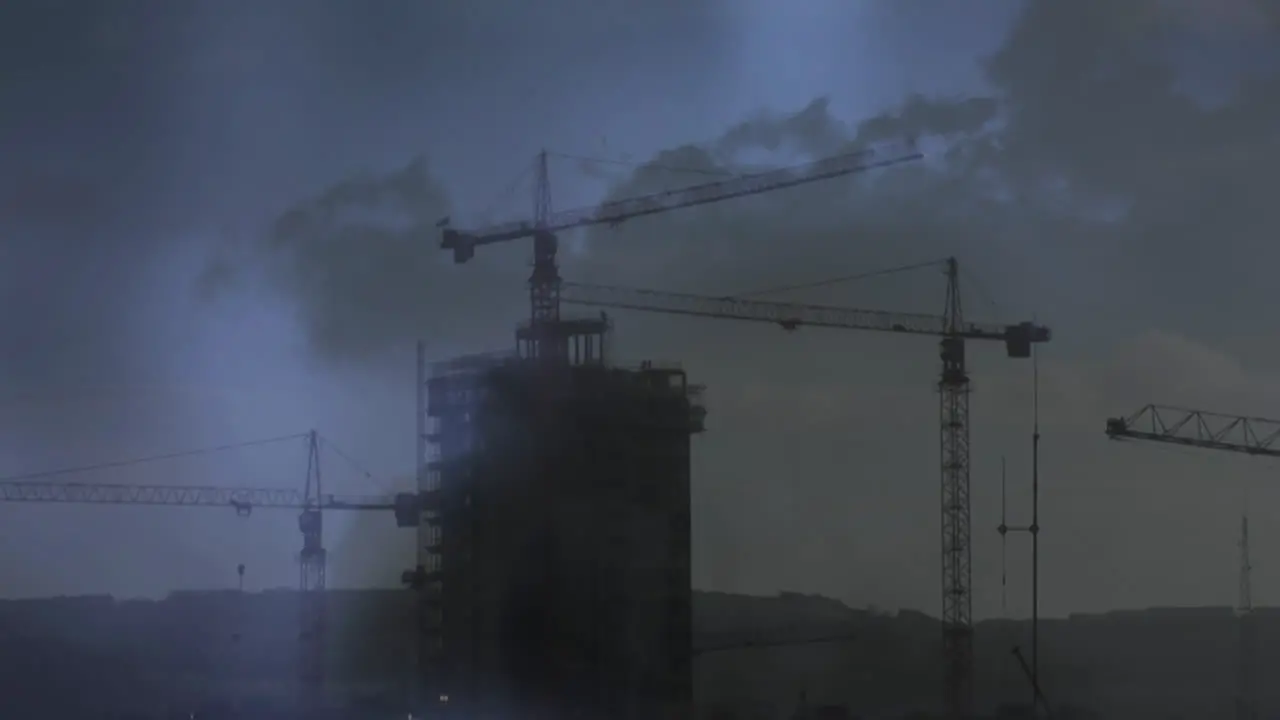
[412,314,706,719]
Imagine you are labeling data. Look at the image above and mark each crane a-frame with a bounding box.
[439,141,923,363]
[1105,403,1271,720]
[560,259,1051,718]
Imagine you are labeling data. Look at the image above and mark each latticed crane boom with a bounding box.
[440,141,923,362]
[560,280,1047,352]
[563,257,1051,718]
[440,142,923,261]
[1104,403,1267,720]
[0,481,399,512]
[1105,404,1280,457]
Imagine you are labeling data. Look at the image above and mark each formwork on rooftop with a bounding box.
[413,313,705,719]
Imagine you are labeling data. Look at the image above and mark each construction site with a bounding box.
[0,140,1070,719]
[11,0,1280,716]
[6,139,1274,720]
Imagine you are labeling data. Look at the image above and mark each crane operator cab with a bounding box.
[1105,417,1129,437]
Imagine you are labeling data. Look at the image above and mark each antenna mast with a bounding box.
[1237,514,1256,720]
[995,343,1043,714]
[1000,457,1008,618]
[1030,343,1041,694]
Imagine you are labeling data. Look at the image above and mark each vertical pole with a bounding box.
[414,340,426,715]
[1237,515,1255,720]
[1030,345,1041,702]
[999,457,1007,619]
[997,342,1045,714]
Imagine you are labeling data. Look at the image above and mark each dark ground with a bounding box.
[0,589,1264,718]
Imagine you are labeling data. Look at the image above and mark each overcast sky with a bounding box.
[2,0,1280,621]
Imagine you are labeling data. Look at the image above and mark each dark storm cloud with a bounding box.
[981,0,1280,351]
[0,1,200,390]
[199,0,739,367]
[3,0,737,384]
[222,0,1280,614]
[220,90,1007,363]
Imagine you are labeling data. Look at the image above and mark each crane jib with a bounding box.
[439,142,925,263]
[1104,404,1280,458]
[558,281,1050,359]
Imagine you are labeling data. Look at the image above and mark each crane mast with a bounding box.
[938,258,974,716]
[440,141,923,363]
[298,432,327,711]
[564,258,1050,718]
[528,152,562,361]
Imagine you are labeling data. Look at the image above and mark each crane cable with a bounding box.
[315,435,390,493]
[473,161,536,226]
[728,258,1015,326]
[546,150,738,179]
[0,432,310,484]
[729,258,950,300]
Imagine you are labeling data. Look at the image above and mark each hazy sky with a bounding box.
[2,0,1280,621]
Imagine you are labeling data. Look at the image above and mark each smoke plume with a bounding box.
[202,0,1280,615]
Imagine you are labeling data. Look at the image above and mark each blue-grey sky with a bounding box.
[3,0,1280,620]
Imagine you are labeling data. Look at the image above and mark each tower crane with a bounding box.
[559,259,1050,718]
[0,429,426,714]
[439,140,923,363]
[1105,403,1271,720]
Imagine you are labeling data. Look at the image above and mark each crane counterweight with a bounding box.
[440,228,476,263]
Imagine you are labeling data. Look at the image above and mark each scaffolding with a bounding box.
[414,324,705,718]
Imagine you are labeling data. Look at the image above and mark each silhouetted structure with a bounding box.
[413,318,705,718]
[434,137,917,719]
[559,257,1051,718]
[1105,404,1279,719]
[1238,515,1256,720]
